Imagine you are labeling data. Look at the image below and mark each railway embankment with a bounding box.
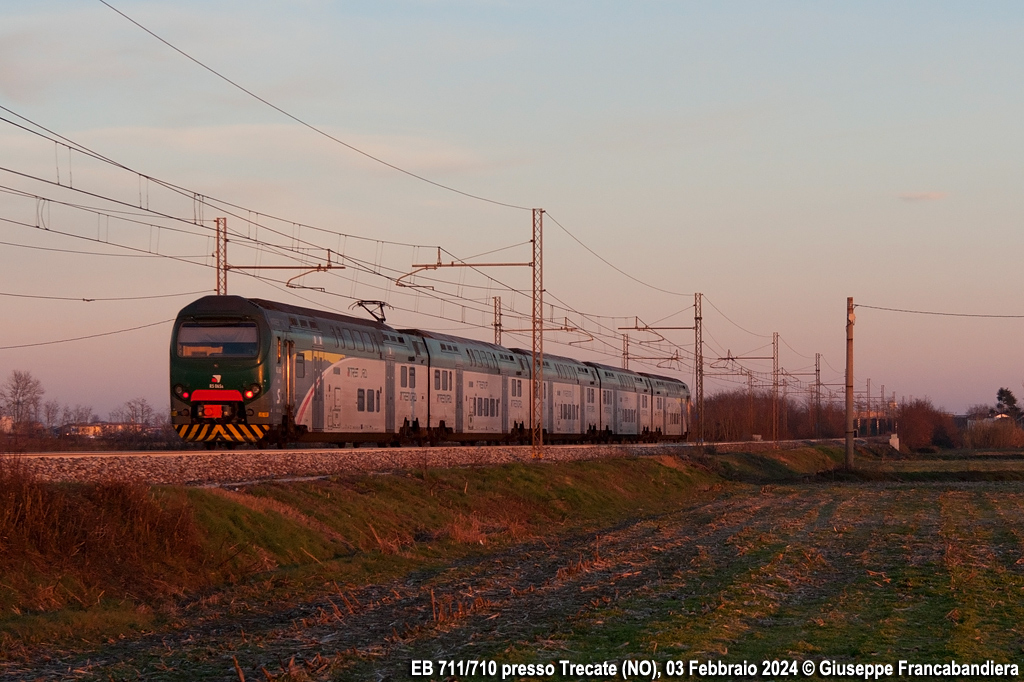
[14,439,838,485]
[0,444,845,667]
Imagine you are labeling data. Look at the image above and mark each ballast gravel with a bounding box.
[12,440,796,486]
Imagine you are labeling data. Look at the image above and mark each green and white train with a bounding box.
[170,296,690,446]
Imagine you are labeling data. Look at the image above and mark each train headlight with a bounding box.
[174,384,185,396]
[250,384,261,396]
[244,389,254,399]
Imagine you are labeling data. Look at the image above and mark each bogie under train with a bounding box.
[170,296,691,446]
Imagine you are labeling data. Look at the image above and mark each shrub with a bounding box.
[897,399,960,451]
[962,419,1024,449]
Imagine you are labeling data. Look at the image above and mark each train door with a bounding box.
[546,381,554,433]
[501,375,509,432]
[285,340,295,415]
[579,384,586,435]
[385,358,396,433]
[612,389,619,433]
[312,352,324,432]
[455,368,464,432]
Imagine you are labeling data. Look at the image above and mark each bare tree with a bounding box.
[111,397,156,433]
[0,370,44,428]
[61,404,97,426]
[43,400,62,431]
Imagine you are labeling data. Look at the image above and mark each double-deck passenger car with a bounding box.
[170,296,690,446]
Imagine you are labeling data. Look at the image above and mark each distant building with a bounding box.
[60,422,150,438]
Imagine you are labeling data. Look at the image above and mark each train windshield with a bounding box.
[177,322,259,358]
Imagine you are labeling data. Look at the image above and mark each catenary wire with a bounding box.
[0,319,173,351]
[857,303,1024,319]
[0,290,211,302]
[545,212,690,297]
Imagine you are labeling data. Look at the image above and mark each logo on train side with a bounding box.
[209,374,224,388]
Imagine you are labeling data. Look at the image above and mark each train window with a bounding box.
[489,398,495,416]
[357,388,365,412]
[300,319,308,328]
[401,366,408,388]
[409,367,416,389]
[354,333,365,352]
[366,387,375,412]
[310,320,319,330]
[295,353,305,378]
[398,336,405,344]
[333,367,341,375]
[177,323,259,358]
[342,329,354,349]
[446,371,452,390]
[434,369,441,390]
[360,332,373,352]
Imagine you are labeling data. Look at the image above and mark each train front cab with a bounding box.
[170,296,272,445]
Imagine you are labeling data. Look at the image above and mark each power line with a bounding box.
[857,303,1024,319]
[0,238,202,258]
[0,106,444,250]
[0,290,210,302]
[2,104,695,334]
[703,295,772,338]
[0,319,173,351]
[95,0,531,212]
[545,212,690,297]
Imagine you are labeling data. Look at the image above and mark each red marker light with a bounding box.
[244,390,254,399]
[182,392,189,399]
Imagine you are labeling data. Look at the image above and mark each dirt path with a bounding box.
[8,480,1024,681]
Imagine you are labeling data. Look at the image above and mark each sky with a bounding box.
[1,0,1023,418]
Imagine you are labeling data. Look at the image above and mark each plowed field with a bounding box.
[10,473,1024,680]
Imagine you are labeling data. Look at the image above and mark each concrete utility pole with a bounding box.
[845,297,855,470]
[695,293,704,444]
[772,332,779,446]
[815,353,822,438]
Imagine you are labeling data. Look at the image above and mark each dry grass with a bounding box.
[0,457,206,613]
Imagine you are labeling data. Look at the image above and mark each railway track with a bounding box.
[9,439,848,486]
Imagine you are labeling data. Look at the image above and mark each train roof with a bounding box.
[639,371,689,388]
[400,328,508,353]
[176,296,395,331]
[509,348,593,369]
[249,298,395,331]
